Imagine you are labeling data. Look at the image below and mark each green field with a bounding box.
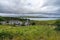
[0,25,60,40]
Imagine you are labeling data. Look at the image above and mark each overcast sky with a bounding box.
[0,0,60,18]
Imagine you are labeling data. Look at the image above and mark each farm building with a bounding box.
[0,17,30,26]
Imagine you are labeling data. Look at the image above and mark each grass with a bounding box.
[30,20,57,25]
[0,25,60,40]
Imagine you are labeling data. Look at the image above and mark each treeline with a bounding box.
[0,16,28,21]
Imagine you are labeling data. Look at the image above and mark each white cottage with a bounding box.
[24,19,30,26]
[0,17,30,26]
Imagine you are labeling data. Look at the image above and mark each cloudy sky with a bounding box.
[0,0,60,18]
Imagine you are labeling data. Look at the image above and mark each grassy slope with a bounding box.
[30,20,57,25]
[0,25,60,40]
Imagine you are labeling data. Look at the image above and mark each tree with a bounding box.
[0,17,5,21]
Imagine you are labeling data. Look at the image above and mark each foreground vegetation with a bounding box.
[0,25,60,40]
[0,17,60,40]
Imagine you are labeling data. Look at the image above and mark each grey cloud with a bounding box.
[0,0,60,13]
[0,0,60,18]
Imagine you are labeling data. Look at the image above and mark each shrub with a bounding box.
[31,22,35,25]
[54,19,60,31]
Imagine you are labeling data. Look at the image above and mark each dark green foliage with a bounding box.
[31,22,35,25]
[54,19,60,31]
[0,16,28,21]
[55,20,60,26]
[0,30,13,40]
[0,23,2,25]
[0,17,5,21]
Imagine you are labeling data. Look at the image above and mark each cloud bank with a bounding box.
[0,0,60,17]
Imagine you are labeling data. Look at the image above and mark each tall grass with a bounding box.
[0,25,60,40]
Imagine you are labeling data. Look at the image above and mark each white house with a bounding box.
[24,19,30,26]
[0,17,30,26]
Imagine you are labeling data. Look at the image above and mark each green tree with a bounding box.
[0,17,5,21]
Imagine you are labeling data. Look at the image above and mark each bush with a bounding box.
[54,20,60,31]
[31,22,35,25]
